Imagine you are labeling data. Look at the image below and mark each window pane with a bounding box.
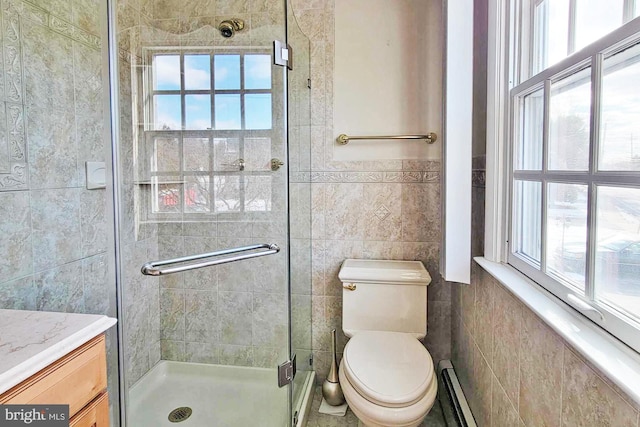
[154,95,182,130]
[546,183,588,290]
[184,138,210,171]
[517,89,544,170]
[244,55,272,89]
[214,55,240,90]
[214,176,240,212]
[153,55,180,90]
[184,55,211,90]
[184,176,210,213]
[533,0,569,74]
[575,0,624,53]
[595,186,640,323]
[155,180,182,213]
[214,94,241,129]
[213,138,240,171]
[245,94,272,129]
[154,137,180,172]
[185,95,211,130]
[549,68,591,171]
[245,137,272,171]
[514,180,542,265]
[245,176,272,211]
[599,43,640,171]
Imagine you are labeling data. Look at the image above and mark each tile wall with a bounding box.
[290,0,450,381]
[451,263,640,427]
[0,0,118,415]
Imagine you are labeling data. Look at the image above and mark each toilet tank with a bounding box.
[339,259,432,339]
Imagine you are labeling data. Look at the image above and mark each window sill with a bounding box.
[474,256,640,406]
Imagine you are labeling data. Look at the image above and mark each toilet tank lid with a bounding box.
[338,259,432,285]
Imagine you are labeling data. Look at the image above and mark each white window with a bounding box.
[142,50,275,216]
[508,2,640,353]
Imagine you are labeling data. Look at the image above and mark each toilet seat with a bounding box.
[341,331,434,408]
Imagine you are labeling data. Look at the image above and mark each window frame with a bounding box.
[140,47,277,219]
[504,5,640,354]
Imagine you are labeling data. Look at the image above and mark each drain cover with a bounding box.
[168,407,192,423]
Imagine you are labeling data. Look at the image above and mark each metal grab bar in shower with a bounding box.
[336,132,438,145]
[140,243,280,276]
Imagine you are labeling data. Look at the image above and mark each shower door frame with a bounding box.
[105,0,297,424]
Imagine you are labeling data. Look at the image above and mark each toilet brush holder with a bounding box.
[322,329,345,406]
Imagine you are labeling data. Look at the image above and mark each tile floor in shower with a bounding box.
[129,360,290,426]
[305,386,448,427]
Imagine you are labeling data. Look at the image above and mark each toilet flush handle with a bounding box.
[343,283,356,291]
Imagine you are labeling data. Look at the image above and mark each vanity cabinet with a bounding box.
[0,334,109,426]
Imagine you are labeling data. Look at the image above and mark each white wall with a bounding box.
[333,0,442,161]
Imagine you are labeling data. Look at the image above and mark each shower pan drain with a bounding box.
[168,407,192,423]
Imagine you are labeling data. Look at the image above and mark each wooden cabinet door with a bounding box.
[70,392,109,427]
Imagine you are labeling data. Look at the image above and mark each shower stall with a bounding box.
[111,0,313,425]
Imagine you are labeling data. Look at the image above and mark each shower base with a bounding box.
[129,361,293,426]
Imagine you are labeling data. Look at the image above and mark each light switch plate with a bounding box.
[86,161,106,190]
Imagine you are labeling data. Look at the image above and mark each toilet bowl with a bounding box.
[338,331,437,427]
[338,259,437,427]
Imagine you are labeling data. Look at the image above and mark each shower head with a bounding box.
[218,19,245,38]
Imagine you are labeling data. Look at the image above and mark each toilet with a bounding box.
[338,259,437,427]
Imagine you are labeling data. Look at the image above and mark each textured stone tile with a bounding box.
[292,293,312,350]
[218,344,253,366]
[80,189,108,258]
[161,339,185,362]
[252,346,281,368]
[425,300,451,365]
[31,188,82,271]
[153,0,216,19]
[0,192,32,282]
[362,183,402,241]
[493,282,522,406]
[35,261,84,313]
[82,253,110,315]
[185,342,218,364]
[218,291,252,345]
[361,241,404,260]
[160,288,185,341]
[492,374,521,427]
[72,0,101,34]
[470,342,492,427]
[474,267,494,363]
[561,349,638,427]
[73,41,105,182]
[253,292,287,347]
[460,266,476,335]
[401,183,440,242]
[0,276,37,310]
[325,183,364,240]
[519,308,564,427]
[185,290,217,343]
[182,266,217,291]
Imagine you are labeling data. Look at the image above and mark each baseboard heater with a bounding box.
[437,360,477,427]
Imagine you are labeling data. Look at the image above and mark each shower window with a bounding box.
[143,50,275,216]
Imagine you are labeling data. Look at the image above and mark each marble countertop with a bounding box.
[0,310,117,395]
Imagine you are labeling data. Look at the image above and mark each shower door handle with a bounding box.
[141,243,280,276]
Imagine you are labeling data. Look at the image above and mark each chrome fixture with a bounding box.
[222,158,245,171]
[336,132,438,145]
[141,243,280,276]
[218,19,245,38]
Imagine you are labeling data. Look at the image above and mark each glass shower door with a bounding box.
[111,1,293,425]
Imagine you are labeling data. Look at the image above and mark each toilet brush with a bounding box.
[322,328,345,406]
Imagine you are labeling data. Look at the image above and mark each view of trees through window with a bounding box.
[144,51,275,215]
